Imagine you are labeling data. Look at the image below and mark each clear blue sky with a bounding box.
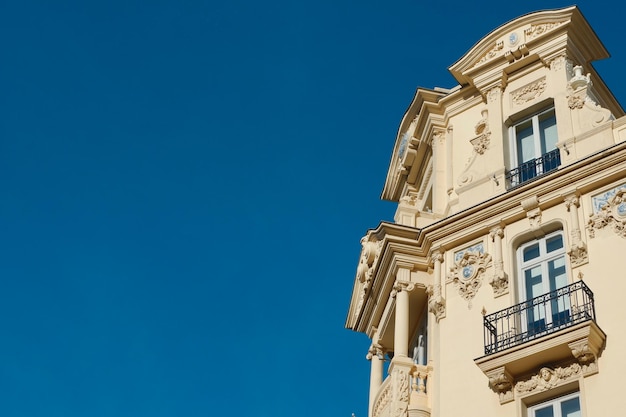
[1,1,624,416]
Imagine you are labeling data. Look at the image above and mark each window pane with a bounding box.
[523,243,540,261]
[516,120,535,163]
[546,235,563,253]
[534,405,554,417]
[539,111,558,153]
[561,397,581,417]
[548,256,567,290]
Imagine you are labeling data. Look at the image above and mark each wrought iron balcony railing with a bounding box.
[506,148,561,187]
[482,281,596,355]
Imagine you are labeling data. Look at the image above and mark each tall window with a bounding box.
[508,108,560,186]
[528,392,581,417]
[517,230,568,334]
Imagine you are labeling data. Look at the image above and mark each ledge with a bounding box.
[474,320,605,404]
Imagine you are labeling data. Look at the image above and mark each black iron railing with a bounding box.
[483,281,596,355]
[506,148,561,187]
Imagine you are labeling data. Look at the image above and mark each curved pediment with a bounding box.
[449,6,608,88]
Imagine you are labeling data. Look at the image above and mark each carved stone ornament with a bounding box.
[366,343,385,361]
[470,109,491,155]
[524,21,563,40]
[511,78,546,106]
[392,368,410,417]
[587,188,626,239]
[354,233,383,318]
[426,285,446,322]
[487,86,501,104]
[448,242,491,308]
[515,364,582,395]
[486,367,514,404]
[373,378,392,417]
[474,41,503,67]
[568,339,599,375]
[568,94,585,110]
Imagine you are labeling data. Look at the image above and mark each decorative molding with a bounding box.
[511,78,546,106]
[587,188,626,239]
[426,285,446,322]
[373,377,392,417]
[515,364,581,395]
[447,242,491,308]
[521,196,542,230]
[487,86,502,104]
[366,343,385,361]
[354,233,383,318]
[486,367,514,404]
[470,109,491,155]
[474,41,503,68]
[392,280,416,297]
[489,226,508,296]
[564,194,588,266]
[547,54,567,71]
[524,21,563,40]
[393,368,410,417]
[568,94,585,109]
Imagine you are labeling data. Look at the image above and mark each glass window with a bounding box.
[508,108,561,186]
[517,230,569,333]
[528,393,581,417]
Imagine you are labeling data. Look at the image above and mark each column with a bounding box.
[427,250,446,322]
[393,280,414,358]
[367,342,384,417]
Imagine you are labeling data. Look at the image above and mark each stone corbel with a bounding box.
[486,367,514,404]
[521,196,542,232]
[569,338,601,376]
[489,226,508,296]
[427,251,446,322]
[565,194,588,266]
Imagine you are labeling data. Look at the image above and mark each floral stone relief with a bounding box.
[587,187,626,239]
[447,242,491,308]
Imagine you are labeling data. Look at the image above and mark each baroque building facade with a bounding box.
[346,7,625,417]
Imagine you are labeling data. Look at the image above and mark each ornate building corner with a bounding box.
[515,364,582,396]
[447,242,491,308]
[426,285,446,322]
[565,195,588,266]
[470,109,491,155]
[566,65,614,128]
[486,367,514,404]
[489,226,508,296]
[587,188,626,239]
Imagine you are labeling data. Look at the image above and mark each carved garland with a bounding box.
[511,78,546,106]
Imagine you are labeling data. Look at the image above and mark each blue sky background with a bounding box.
[1,1,624,416]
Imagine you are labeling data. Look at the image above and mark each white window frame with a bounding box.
[528,391,581,417]
[516,230,569,334]
[508,107,559,185]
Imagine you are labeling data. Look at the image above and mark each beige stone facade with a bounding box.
[346,7,626,417]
